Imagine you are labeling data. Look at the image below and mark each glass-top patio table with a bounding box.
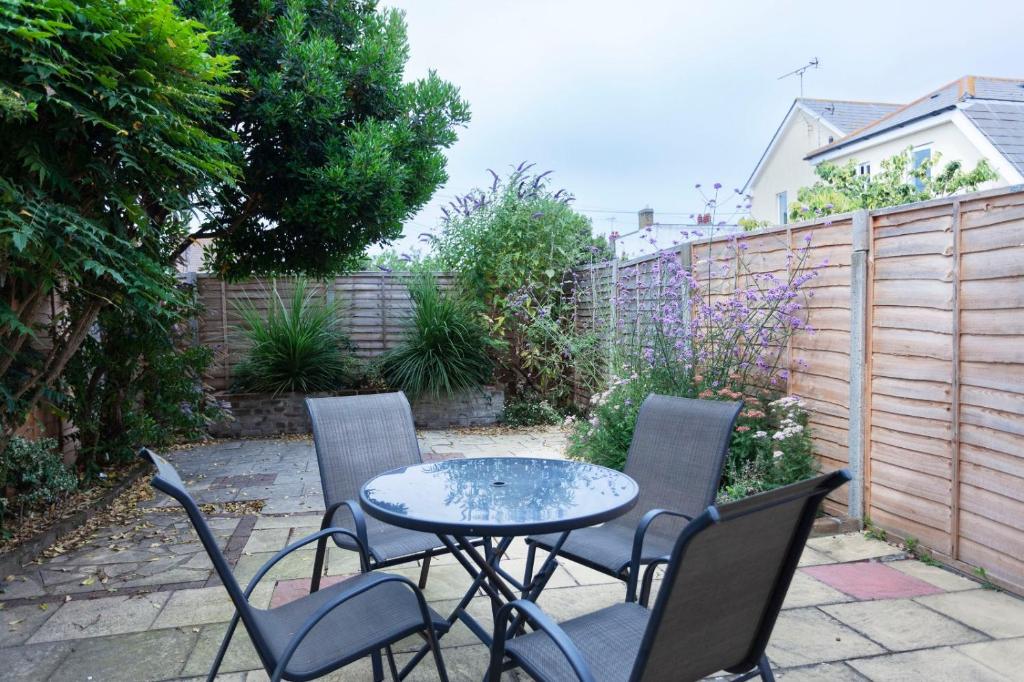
[360,457,638,676]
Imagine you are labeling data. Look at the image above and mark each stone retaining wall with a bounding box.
[209,387,504,438]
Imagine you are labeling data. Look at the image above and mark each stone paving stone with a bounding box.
[242,528,290,554]
[887,559,982,592]
[765,607,885,667]
[558,559,622,586]
[0,574,46,600]
[806,532,905,563]
[27,591,170,643]
[0,599,59,646]
[259,495,325,515]
[497,557,578,590]
[797,547,833,567]
[270,574,352,608]
[253,513,323,529]
[916,588,1024,638]
[531,582,627,622]
[956,636,1024,679]
[232,549,319,585]
[782,572,853,609]
[153,584,274,629]
[48,627,197,682]
[390,562,490,602]
[847,647,1007,681]
[182,622,262,676]
[802,561,945,600]
[821,599,987,651]
[774,661,865,680]
[3,640,73,681]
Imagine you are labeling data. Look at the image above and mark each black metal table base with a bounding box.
[398,532,567,680]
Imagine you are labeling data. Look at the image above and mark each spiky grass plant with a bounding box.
[380,276,495,399]
[232,279,356,395]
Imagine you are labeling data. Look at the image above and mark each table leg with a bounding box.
[397,535,514,680]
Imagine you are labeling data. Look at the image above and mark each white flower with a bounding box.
[773,450,784,459]
[754,430,767,439]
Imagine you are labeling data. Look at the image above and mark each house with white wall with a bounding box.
[745,76,1024,224]
[744,98,903,224]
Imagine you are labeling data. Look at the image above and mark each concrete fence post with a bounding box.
[847,210,870,522]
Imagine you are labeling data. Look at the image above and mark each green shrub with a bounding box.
[0,437,77,531]
[379,276,495,399]
[502,396,562,427]
[62,285,221,474]
[233,279,358,395]
[433,164,610,407]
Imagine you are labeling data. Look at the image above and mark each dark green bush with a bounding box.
[502,396,563,427]
[379,276,495,399]
[0,437,77,532]
[233,279,359,395]
[62,287,221,474]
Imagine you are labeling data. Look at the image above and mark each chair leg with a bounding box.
[522,543,537,597]
[418,553,432,589]
[426,626,450,682]
[758,654,775,681]
[206,612,239,682]
[371,649,384,682]
[385,645,400,681]
[310,534,329,593]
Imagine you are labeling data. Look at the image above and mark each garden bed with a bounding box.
[209,386,505,437]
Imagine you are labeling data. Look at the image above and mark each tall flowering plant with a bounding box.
[570,190,824,494]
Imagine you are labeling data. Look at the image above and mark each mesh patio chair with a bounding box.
[140,449,449,682]
[525,394,742,601]
[307,392,476,592]
[490,469,851,682]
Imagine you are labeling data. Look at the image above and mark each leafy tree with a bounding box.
[0,0,238,453]
[175,0,471,278]
[790,148,996,220]
[433,163,610,405]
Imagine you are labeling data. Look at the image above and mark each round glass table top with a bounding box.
[359,457,639,536]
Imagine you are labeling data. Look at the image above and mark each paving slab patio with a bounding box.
[1,430,1021,681]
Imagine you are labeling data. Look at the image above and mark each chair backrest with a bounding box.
[616,394,741,529]
[631,469,850,682]
[139,449,271,658]
[306,392,423,507]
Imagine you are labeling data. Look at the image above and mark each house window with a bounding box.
[777,191,788,225]
[858,162,871,177]
[912,147,931,190]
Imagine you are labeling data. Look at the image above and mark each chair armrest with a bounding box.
[244,527,369,597]
[626,509,691,602]
[270,573,434,682]
[490,599,596,682]
[639,554,671,607]
[322,499,373,561]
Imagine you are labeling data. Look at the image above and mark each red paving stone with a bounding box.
[802,561,945,600]
[271,574,354,608]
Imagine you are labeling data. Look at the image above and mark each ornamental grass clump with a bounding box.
[379,276,495,399]
[570,200,823,495]
[232,279,357,396]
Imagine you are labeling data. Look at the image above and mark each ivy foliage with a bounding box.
[0,0,238,448]
[790,147,996,219]
[177,0,471,278]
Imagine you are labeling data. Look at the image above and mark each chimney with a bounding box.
[638,207,654,230]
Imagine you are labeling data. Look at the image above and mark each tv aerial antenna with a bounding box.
[778,58,819,97]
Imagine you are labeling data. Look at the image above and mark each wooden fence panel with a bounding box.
[866,205,956,557]
[195,273,453,393]
[953,192,1024,591]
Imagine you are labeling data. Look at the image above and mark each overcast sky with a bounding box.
[384,0,1023,254]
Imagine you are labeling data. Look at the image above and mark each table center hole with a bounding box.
[492,480,506,487]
